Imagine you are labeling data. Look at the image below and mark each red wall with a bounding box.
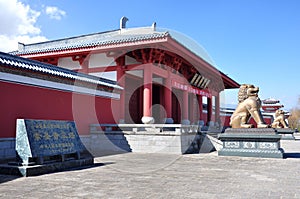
[0,81,117,138]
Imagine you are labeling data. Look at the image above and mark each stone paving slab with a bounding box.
[0,139,300,199]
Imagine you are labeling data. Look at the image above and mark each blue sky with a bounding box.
[1,0,300,110]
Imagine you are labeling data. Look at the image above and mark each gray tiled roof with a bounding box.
[13,27,169,55]
[7,26,240,89]
[12,26,216,67]
[0,51,122,89]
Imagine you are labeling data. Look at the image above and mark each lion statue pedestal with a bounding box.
[218,128,284,158]
[276,128,295,140]
[218,84,284,158]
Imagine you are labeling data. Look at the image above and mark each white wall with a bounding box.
[58,57,81,69]
[89,53,116,68]
[89,71,117,81]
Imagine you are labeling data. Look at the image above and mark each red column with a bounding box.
[80,59,89,74]
[207,97,212,123]
[117,65,125,123]
[189,94,195,123]
[181,90,190,125]
[215,94,220,125]
[141,66,154,124]
[75,55,89,74]
[164,71,173,124]
[198,95,203,121]
[215,93,223,125]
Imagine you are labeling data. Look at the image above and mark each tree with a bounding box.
[288,108,300,130]
[288,96,300,131]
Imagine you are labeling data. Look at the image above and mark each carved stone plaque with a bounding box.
[16,119,86,165]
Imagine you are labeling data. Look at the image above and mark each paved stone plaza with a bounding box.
[0,138,300,199]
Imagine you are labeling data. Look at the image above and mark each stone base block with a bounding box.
[141,116,154,124]
[164,118,174,124]
[218,128,283,159]
[0,156,94,177]
[218,148,284,158]
[276,128,295,140]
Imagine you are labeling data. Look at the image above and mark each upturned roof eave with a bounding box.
[163,36,240,89]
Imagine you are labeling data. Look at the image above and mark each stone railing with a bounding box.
[90,123,199,134]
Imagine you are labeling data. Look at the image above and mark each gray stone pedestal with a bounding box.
[276,128,295,140]
[218,128,283,158]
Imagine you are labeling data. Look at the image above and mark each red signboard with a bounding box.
[172,80,212,98]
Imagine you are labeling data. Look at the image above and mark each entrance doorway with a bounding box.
[172,88,182,124]
[152,84,165,123]
[125,77,143,124]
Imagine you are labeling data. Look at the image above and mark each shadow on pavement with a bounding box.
[0,174,20,184]
[284,153,300,159]
[0,162,115,183]
[57,161,115,173]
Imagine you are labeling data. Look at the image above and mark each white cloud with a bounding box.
[0,35,48,53]
[45,6,66,20]
[0,0,47,52]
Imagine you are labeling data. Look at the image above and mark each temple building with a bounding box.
[12,18,239,126]
[262,98,284,113]
[0,18,240,157]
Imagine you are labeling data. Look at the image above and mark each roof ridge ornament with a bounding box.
[120,16,129,29]
[152,22,156,31]
[18,42,25,51]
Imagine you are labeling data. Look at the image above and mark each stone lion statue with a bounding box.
[230,84,269,128]
[271,109,289,128]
